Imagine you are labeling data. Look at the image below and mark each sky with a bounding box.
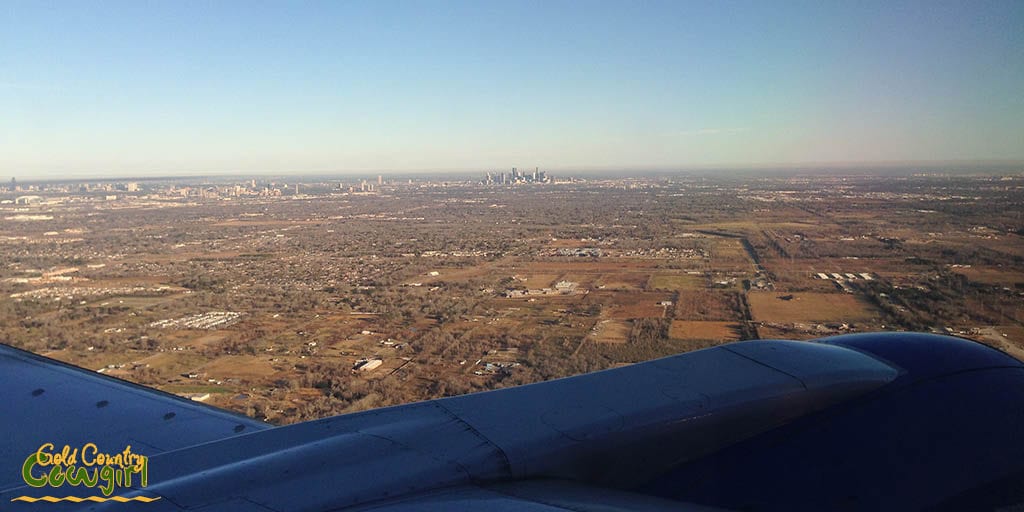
[2,0,1022,179]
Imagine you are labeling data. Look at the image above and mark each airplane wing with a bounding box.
[2,333,1023,511]
[0,344,269,495]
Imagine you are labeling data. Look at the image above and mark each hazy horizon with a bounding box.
[4,1,1023,179]
[8,159,1024,184]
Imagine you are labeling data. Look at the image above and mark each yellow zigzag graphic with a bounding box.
[11,495,161,503]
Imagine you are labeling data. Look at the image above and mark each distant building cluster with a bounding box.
[502,280,579,298]
[150,311,244,330]
[546,247,603,258]
[2,180,140,195]
[482,167,551,186]
[473,361,521,376]
[0,172,582,207]
[10,285,171,301]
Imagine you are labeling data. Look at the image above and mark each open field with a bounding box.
[593,291,673,319]
[748,292,878,323]
[597,272,651,291]
[674,290,742,321]
[199,355,283,382]
[648,273,704,291]
[706,238,755,271]
[516,274,562,288]
[590,319,630,343]
[669,321,741,342]
[516,261,664,272]
[557,273,602,288]
[952,266,1024,287]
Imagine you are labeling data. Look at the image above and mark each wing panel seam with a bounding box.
[431,400,514,479]
[720,346,809,389]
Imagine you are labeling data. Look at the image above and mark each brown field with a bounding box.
[707,239,755,270]
[608,303,668,319]
[517,273,561,287]
[87,294,182,309]
[200,355,282,381]
[953,267,1024,287]
[674,290,740,321]
[42,349,135,372]
[1002,326,1024,346]
[669,321,741,341]
[519,261,663,272]
[969,326,1024,361]
[559,273,601,287]
[133,351,205,372]
[182,333,227,349]
[590,319,630,343]
[648,273,704,291]
[756,325,818,341]
[597,272,651,290]
[768,270,845,292]
[981,240,1024,258]
[415,266,494,283]
[84,276,180,287]
[594,291,673,319]
[748,292,877,323]
[780,257,906,275]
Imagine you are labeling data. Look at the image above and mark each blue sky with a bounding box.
[2,0,1022,178]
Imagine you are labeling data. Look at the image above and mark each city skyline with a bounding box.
[4,0,1023,179]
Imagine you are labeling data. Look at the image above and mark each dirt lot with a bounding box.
[748,292,878,323]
